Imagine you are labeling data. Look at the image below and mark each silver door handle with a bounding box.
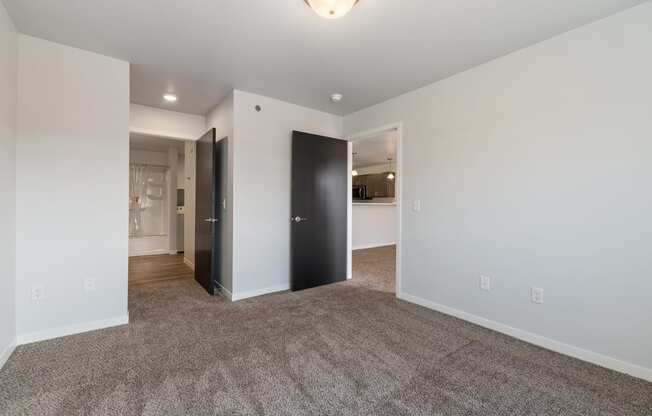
[292,216,308,223]
[204,218,219,223]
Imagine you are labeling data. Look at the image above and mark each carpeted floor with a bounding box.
[351,245,395,293]
[1,248,651,415]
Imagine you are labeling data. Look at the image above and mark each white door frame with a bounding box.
[346,122,403,296]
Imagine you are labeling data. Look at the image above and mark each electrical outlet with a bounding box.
[480,275,491,291]
[413,199,422,212]
[31,285,45,301]
[84,278,97,292]
[531,287,544,304]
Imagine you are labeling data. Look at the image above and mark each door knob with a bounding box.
[204,218,219,223]
[292,216,308,223]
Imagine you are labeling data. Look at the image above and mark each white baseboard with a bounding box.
[168,250,178,255]
[353,242,396,251]
[183,257,195,271]
[232,284,290,302]
[0,338,17,370]
[215,281,233,301]
[398,292,652,382]
[16,315,129,346]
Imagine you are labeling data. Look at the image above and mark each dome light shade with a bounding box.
[352,169,359,177]
[304,0,359,19]
[386,157,395,180]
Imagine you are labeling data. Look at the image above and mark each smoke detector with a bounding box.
[330,93,343,103]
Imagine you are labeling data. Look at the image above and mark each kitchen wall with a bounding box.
[355,164,391,176]
[15,35,130,342]
[343,3,652,379]
[231,90,342,299]
[353,167,397,249]
[0,0,17,368]
[352,204,396,250]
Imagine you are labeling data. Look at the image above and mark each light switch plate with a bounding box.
[480,275,491,291]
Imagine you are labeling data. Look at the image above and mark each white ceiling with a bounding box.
[353,131,397,169]
[130,133,186,154]
[4,0,645,116]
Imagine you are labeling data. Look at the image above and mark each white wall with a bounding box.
[205,93,234,293]
[167,147,179,254]
[231,90,342,299]
[0,0,17,368]
[130,148,168,165]
[352,204,396,250]
[16,35,130,342]
[344,3,652,379]
[177,153,185,188]
[130,103,206,141]
[183,140,196,269]
[355,164,390,175]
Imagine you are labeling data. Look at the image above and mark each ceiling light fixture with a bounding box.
[352,152,358,176]
[330,93,343,103]
[163,94,178,102]
[386,158,395,180]
[304,0,359,19]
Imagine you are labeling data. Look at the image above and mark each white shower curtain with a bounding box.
[129,164,151,237]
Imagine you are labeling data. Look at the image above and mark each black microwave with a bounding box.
[353,184,368,200]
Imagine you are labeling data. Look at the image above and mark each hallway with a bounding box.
[351,245,396,293]
[128,254,193,287]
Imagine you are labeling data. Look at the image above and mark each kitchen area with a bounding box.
[351,130,397,253]
[351,129,398,293]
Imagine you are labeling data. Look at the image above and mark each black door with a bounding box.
[194,129,227,295]
[291,131,348,291]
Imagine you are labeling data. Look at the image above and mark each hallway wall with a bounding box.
[15,35,130,341]
[0,0,17,368]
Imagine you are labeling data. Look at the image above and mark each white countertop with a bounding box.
[353,202,397,206]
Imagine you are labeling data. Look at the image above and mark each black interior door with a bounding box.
[213,137,227,291]
[291,131,348,291]
[195,128,219,295]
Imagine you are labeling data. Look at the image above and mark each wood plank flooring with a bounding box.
[128,254,193,286]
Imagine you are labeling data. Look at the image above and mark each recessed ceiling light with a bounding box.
[330,93,343,103]
[163,94,178,102]
[304,0,359,19]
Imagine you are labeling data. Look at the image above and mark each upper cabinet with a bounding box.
[353,173,395,198]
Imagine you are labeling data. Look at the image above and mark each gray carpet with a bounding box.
[351,245,395,293]
[1,248,651,415]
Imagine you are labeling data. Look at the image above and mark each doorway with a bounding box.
[347,124,402,295]
[127,133,192,287]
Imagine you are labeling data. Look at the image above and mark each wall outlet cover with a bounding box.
[31,285,45,301]
[531,287,544,304]
[84,278,97,292]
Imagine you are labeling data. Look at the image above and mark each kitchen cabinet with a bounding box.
[353,173,395,198]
